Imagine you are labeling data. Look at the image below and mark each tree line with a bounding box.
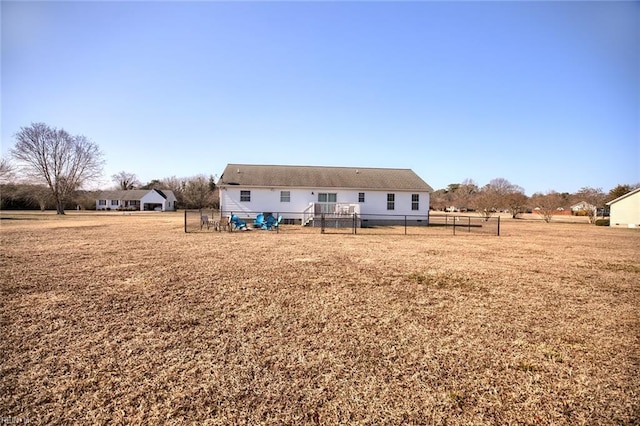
[110,171,219,210]
[1,122,638,220]
[0,172,220,211]
[1,123,218,212]
[430,178,639,223]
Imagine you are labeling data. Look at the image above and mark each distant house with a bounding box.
[570,201,596,214]
[217,164,433,226]
[96,189,177,211]
[606,187,640,228]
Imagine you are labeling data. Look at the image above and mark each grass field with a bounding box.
[1,211,638,425]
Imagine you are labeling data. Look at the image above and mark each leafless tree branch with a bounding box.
[10,123,104,214]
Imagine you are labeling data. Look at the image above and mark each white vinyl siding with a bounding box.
[220,188,430,220]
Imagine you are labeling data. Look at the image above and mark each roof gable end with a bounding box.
[606,187,640,205]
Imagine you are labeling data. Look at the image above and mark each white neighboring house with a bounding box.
[570,201,596,214]
[96,189,177,211]
[606,187,640,228]
[217,164,433,226]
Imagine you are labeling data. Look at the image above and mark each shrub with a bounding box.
[595,219,610,226]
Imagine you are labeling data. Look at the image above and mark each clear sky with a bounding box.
[2,1,638,195]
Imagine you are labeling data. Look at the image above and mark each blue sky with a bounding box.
[2,1,638,195]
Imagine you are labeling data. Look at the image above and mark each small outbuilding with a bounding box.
[606,187,640,228]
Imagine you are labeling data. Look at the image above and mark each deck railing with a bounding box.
[302,203,360,226]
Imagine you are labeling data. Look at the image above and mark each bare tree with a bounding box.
[161,176,185,207]
[473,190,499,220]
[19,184,53,211]
[184,175,214,209]
[473,178,522,220]
[429,189,448,211]
[112,171,140,190]
[10,123,104,214]
[0,157,15,183]
[505,191,529,219]
[455,179,478,210]
[574,187,606,224]
[531,191,563,223]
[436,180,479,211]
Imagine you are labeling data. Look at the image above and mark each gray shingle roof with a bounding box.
[96,190,150,200]
[96,189,175,200]
[218,164,433,192]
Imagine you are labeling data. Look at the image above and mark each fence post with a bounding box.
[453,217,456,235]
[404,216,407,235]
[184,210,187,233]
[497,216,501,236]
[353,213,356,234]
[468,216,471,233]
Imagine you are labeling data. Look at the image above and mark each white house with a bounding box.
[217,164,433,226]
[570,201,596,214]
[96,189,177,211]
[606,187,640,228]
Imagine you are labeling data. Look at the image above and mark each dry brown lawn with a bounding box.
[1,211,638,425]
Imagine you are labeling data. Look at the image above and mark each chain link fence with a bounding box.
[184,210,300,234]
[184,209,227,233]
[184,210,500,236]
[425,214,501,236]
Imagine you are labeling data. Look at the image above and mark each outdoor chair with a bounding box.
[265,214,282,230]
[201,214,210,230]
[254,213,267,229]
[230,214,247,231]
[217,216,230,232]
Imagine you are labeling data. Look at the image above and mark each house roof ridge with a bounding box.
[226,163,413,171]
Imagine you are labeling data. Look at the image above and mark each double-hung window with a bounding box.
[240,190,251,202]
[387,193,395,210]
[412,194,419,211]
[358,192,365,203]
[280,191,290,202]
